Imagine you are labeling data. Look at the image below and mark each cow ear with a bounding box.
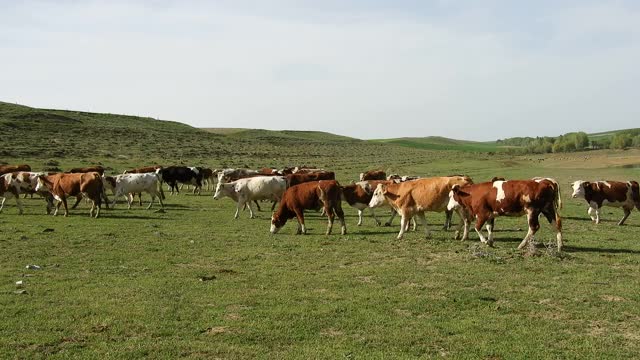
[451,184,461,193]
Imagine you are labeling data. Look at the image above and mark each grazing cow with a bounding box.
[448,179,563,250]
[369,176,473,240]
[2,172,55,214]
[66,166,105,175]
[359,170,386,181]
[213,176,286,219]
[387,174,421,182]
[0,164,31,176]
[35,172,106,218]
[292,167,325,174]
[270,180,346,235]
[217,168,260,182]
[341,180,394,226]
[285,171,335,187]
[571,180,640,225]
[157,166,203,195]
[104,173,164,209]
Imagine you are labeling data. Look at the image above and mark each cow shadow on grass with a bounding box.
[103,214,171,220]
[562,245,640,254]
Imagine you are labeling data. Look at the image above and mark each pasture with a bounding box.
[2,103,640,358]
[2,151,640,359]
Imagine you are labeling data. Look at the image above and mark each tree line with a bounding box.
[496,130,640,154]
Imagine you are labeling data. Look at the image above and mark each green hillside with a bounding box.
[204,128,356,142]
[372,136,503,152]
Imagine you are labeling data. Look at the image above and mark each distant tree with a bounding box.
[632,135,640,148]
[610,133,632,149]
[573,132,590,150]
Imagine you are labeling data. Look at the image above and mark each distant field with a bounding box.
[2,102,640,358]
[372,136,505,152]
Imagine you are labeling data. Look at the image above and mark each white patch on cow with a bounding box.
[446,190,460,211]
[601,181,611,188]
[493,181,506,202]
[571,180,586,199]
[522,194,531,203]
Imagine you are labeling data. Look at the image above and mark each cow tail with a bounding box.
[631,181,640,211]
[555,182,562,210]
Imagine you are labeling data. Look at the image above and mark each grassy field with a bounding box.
[372,136,504,153]
[2,103,640,358]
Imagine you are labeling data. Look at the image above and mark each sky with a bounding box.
[1,0,639,141]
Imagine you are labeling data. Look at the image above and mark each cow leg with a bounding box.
[336,203,347,235]
[542,208,563,251]
[385,210,397,226]
[454,209,469,240]
[518,210,540,250]
[369,208,381,226]
[147,193,155,209]
[246,200,255,219]
[253,200,262,212]
[587,204,599,223]
[295,210,306,234]
[157,191,165,209]
[70,194,83,209]
[357,209,364,226]
[137,193,142,206]
[0,197,5,213]
[45,195,54,215]
[443,209,453,230]
[474,214,491,245]
[416,212,430,239]
[411,217,417,231]
[233,202,242,219]
[485,218,495,244]
[397,214,408,240]
[270,201,277,211]
[61,196,70,217]
[618,208,632,226]
[325,206,335,235]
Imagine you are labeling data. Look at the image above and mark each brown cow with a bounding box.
[571,180,640,225]
[369,176,474,240]
[0,164,31,176]
[285,171,335,188]
[359,170,386,181]
[124,165,163,174]
[35,172,106,218]
[67,166,105,175]
[448,179,563,250]
[270,180,346,235]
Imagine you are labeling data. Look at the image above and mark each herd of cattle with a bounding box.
[1,164,639,251]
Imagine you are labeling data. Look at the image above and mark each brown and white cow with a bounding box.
[369,176,473,240]
[359,170,387,181]
[571,180,640,225]
[448,179,563,250]
[285,171,335,188]
[2,172,55,214]
[0,173,24,214]
[341,180,394,226]
[0,164,31,176]
[270,180,346,235]
[35,172,106,218]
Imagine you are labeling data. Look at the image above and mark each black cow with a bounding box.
[157,166,203,195]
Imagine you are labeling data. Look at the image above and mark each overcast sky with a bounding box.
[2,1,639,140]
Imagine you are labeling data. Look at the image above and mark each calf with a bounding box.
[157,166,203,195]
[571,180,640,225]
[341,180,393,226]
[270,180,346,235]
[369,176,473,240]
[35,172,106,218]
[285,171,335,187]
[448,179,563,250]
[359,170,386,181]
[104,173,164,210]
[0,164,31,176]
[213,176,286,219]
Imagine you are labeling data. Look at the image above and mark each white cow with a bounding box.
[105,173,164,209]
[213,176,286,219]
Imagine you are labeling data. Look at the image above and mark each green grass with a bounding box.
[1,102,640,358]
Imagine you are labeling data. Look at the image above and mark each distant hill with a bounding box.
[204,128,357,142]
[371,136,503,152]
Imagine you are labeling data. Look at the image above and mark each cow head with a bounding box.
[102,176,116,192]
[447,184,466,211]
[368,183,388,208]
[270,213,286,234]
[571,180,588,199]
[34,175,50,193]
[213,181,233,200]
